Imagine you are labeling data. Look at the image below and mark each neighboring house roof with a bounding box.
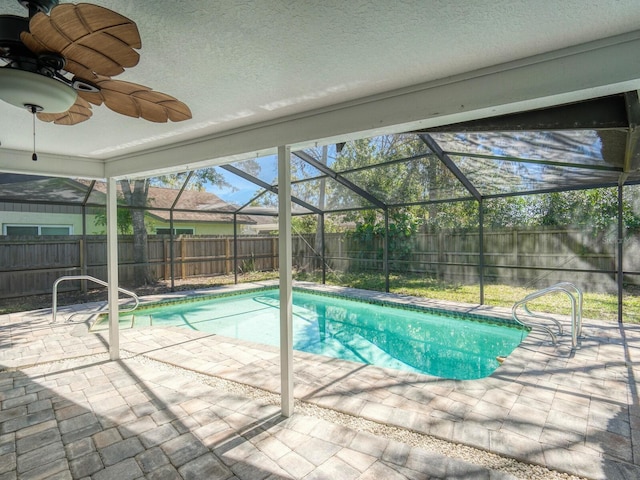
[0,175,92,204]
[39,179,257,226]
[143,186,255,225]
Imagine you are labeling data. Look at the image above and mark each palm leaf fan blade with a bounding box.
[133,91,192,123]
[22,4,141,78]
[137,97,172,123]
[163,100,192,122]
[97,79,192,122]
[100,87,141,118]
[20,13,68,55]
[77,89,104,106]
[58,3,142,48]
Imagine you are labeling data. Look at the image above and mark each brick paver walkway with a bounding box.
[1,282,639,479]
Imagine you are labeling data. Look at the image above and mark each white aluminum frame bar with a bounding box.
[278,145,294,417]
[106,177,120,360]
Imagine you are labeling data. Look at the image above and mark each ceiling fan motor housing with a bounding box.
[19,0,59,17]
[0,15,31,59]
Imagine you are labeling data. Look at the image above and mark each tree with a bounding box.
[93,204,133,235]
[120,179,153,285]
[101,166,260,287]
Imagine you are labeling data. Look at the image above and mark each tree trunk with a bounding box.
[121,179,154,286]
[131,208,152,285]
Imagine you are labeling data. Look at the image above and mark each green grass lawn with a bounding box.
[294,270,640,323]
[3,269,637,323]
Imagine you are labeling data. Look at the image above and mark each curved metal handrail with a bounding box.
[550,282,583,338]
[512,282,583,348]
[52,275,139,323]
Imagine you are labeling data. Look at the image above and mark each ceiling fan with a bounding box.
[0,0,192,125]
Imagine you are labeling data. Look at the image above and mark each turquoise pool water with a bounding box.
[106,288,528,380]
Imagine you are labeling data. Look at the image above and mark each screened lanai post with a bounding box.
[81,204,87,296]
[384,209,390,292]
[479,198,485,305]
[318,146,327,282]
[278,145,294,417]
[618,183,624,323]
[320,213,326,284]
[80,180,95,297]
[169,171,191,292]
[170,211,175,292]
[417,133,482,299]
[233,213,238,285]
[106,177,120,360]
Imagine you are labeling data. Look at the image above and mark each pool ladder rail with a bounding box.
[52,275,139,324]
[511,282,583,349]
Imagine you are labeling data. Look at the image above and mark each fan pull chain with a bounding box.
[31,105,38,161]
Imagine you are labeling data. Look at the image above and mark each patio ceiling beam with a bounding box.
[623,91,640,174]
[439,151,622,173]
[220,164,322,214]
[292,151,437,184]
[418,133,482,202]
[333,152,435,175]
[483,181,626,200]
[292,150,387,210]
[412,94,630,132]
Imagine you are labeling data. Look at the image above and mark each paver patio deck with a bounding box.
[1,281,639,479]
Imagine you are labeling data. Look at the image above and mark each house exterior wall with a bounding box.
[0,204,241,236]
[0,208,103,235]
[146,218,236,235]
[0,199,257,236]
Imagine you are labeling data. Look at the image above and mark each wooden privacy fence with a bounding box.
[0,229,637,298]
[0,235,279,298]
[296,229,635,292]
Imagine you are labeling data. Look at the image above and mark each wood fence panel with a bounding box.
[0,229,632,299]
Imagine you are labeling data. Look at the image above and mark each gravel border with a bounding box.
[124,351,586,480]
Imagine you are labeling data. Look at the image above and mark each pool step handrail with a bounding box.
[52,275,139,323]
[512,282,583,348]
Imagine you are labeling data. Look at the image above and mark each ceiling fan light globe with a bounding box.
[0,68,77,113]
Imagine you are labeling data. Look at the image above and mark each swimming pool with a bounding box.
[95,288,528,380]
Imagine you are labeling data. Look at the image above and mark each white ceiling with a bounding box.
[2,0,640,179]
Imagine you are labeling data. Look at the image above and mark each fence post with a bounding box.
[79,238,86,294]
[225,238,231,275]
[181,237,187,279]
[163,239,169,280]
[272,237,278,270]
[438,232,445,280]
